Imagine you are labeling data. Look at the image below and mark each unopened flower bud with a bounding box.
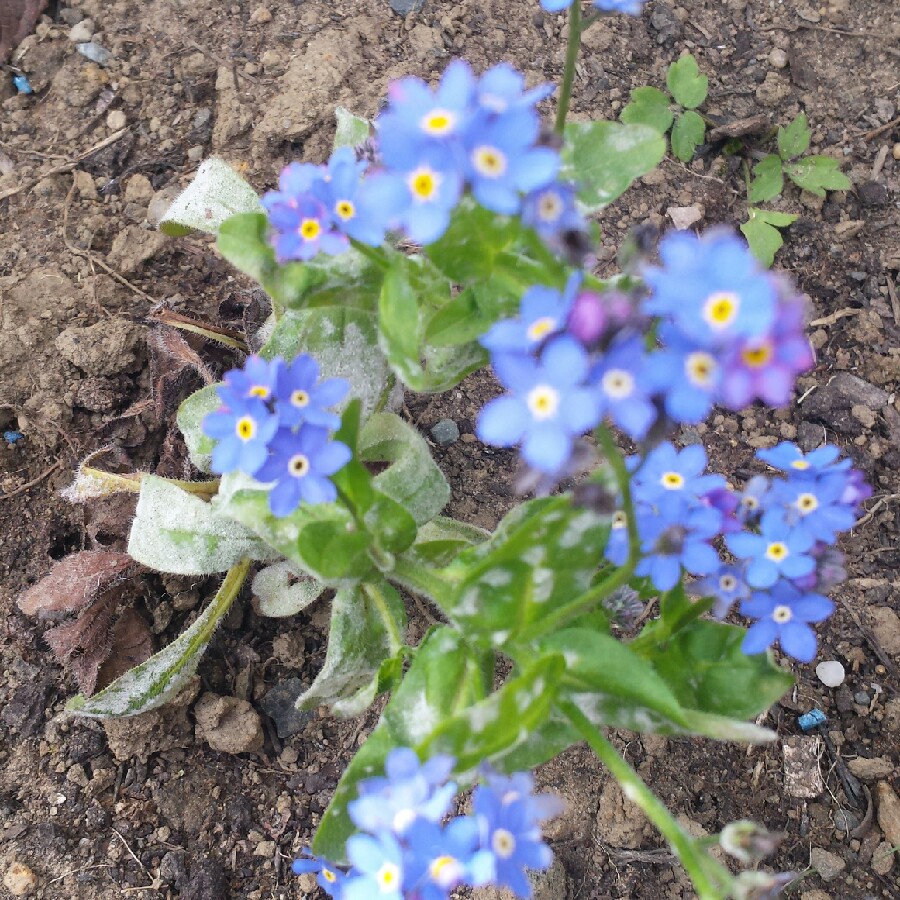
[720,820,783,865]
[567,291,608,344]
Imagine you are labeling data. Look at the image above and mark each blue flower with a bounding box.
[404,818,494,899]
[292,852,348,898]
[694,564,751,619]
[643,230,777,347]
[311,147,391,246]
[343,832,405,900]
[480,274,581,357]
[629,442,726,508]
[274,354,349,430]
[649,326,721,424]
[740,582,834,662]
[220,354,281,402]
[349,748,457,837]
[255,425,351,516]
[604,509,631,566]
[590,334,658,440]
[737,474,770,523]
[539,0,573,11]
[756,442,843,475]
[768,473,857,544]
[725,511,816,588]
[634,499,721,592]
[476,63,553,117]
[203,394,279,476]
[477,336,602,474]
[472,778,557,898]
[521,182,585,247]
[263,189,348,262]
[593,0,646,13]
[463,114,559,215]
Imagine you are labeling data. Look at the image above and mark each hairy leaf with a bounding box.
[252,561,327,618]
[333,107,370,151]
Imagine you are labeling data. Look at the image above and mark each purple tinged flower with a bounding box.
[566,289,637,347]
[349,749,457,837]
[256,425,351,516]
[274,354,349,430]
[477,336,602,474]
[343,832,405,900]
[839,467,872,512]
[718,286,814,410]
[629,442,726,507]
[643,230,777,348]
[480,274,581,357]
[726,511,816,588]
[635,499,721,591]
[292,852,348,898]
[264,190,348,262]
[792,543,846,593]
[740,582,834,662]
[203,394,279,476]
[701,486,742,534]
[694,564,751,619]
[590,334,659,440]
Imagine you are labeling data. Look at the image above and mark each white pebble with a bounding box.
[106,110,127,131]
[815,660,845,688]
[768,48,788,69]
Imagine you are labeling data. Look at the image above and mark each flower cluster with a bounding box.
[476,230,814,479]
[540,0,647,15]
[292,748,562,899]
[201,355,351,516]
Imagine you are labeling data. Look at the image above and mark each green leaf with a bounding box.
[216,212,277,288]
[666,54,709,109]
[160,159,263,237]
[296,581,407,717]
[412,517,490,566]
[670,109,706,162]
[777,112,810,161]
[262,306,391,420]
[620,86,675,134]
[424,278,521,347]
[647,620,794,721]
[748,154,784,203]
[740,207,798,267]
[440,496,611,647]
[539,628,693,732]
[313,626,488,860]
[425,198,520,283]
[177,384,220,474]
[359,413,450,526]
[784,156,851,198]
[562,121,666,212]
[68,560,250,717]
[421,655,563,772]
[127,475,276,575]
[333,107,370,151]
[251,561,327,617]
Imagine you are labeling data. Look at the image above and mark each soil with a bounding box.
[1,0,899,898]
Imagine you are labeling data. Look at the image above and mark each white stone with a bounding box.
[815,660,845,687]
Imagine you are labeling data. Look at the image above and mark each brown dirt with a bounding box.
[1,0,899,898]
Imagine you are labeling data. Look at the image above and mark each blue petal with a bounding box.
[522,424,571,473]
[779,621,817,662]
[477,396,529,447]
[741,619,778,655]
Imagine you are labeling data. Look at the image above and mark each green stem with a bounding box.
[559,699,732,899]
[76,467,220,499]
[390,553,454,608]
[374,373,398,414]
[554,0,583,135]
[362,582,404,652]
[350,238,391,270]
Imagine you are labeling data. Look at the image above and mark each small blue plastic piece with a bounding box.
[798,708,827,732]
[3,431,24,444]
[12,74,33,95]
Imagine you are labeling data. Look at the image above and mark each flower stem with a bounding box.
[350,238,391,270]
[558,699,732,899]
[555,0,583,135]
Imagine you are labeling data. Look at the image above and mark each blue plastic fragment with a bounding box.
[12,74,33,95]
[798,708,827,732]
[3,431,24,444]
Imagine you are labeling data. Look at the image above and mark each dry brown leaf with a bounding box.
[17,550,137,618]
[147,326,215,422]
[95,608,153,691]
[0,0,47,63]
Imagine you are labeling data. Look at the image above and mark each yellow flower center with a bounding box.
[661,471,685,490]
[291,389,310,408]
[526,316,556,342]
[741,343,773,368]
[376,862,400,891]
[421,109,455,135]
[741,495,759,510]
[472,145,508,178]
[492,828,516,860]
[322,868,337,884]
[612,511,627,529]
[791,459,809,470]
[796,492,818,514]
[702,291,740,329]
[408,167,439,202]
[236,416,256,441]
[537,191,563,221]
[300,218,321,240]
[429,855,461,886]
[335,199,356,220]
[288,454,310,477]
[601,369,635,399]
[765,541,788,562]
[773,604,793,624]
[685,351,716,387]
[248,385,270,398]
[526,385,560,420]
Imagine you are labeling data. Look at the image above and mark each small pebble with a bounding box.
[768,47,788,68]
[892,142,900,161]
[431,419,460,446]
[249,5,272,23]
[815,660,845,688]
[76,41,112,66]
[3,862,38,896]
[68,19,95,42]
[832,808,860,834]
[106,110,127,131]
[853,691,870,706]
